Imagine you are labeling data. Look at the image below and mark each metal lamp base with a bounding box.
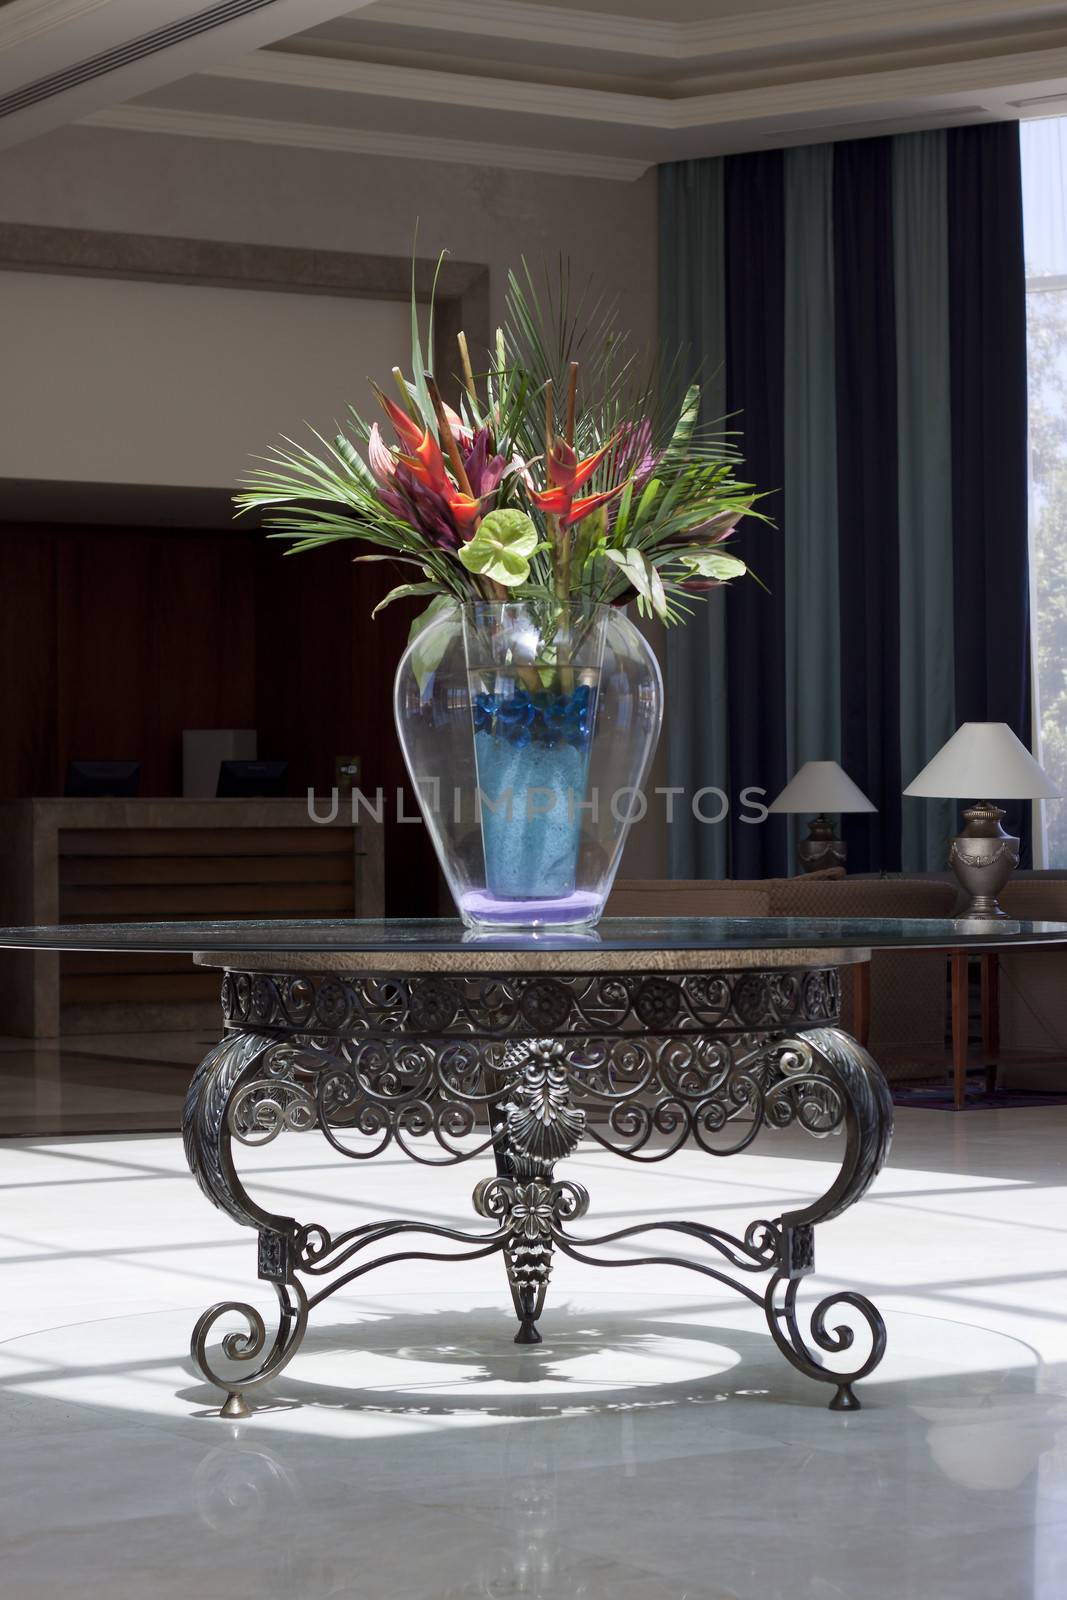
[948,802,1019,919]
[798,815,846,875]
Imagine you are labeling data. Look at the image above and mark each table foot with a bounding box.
[764,1278,887,1411]
[514,1318,542,1345]
[220,1392,252,1420]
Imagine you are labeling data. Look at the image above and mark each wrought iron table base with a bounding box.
[182,965,893,1416]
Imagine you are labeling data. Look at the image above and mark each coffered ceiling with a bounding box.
[4,0,1067,177]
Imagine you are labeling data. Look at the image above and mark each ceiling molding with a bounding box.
[344,0,673,56]
[0,0,375,152]
[209,40,1067,129]
[0,0,299,121]
[355,0,1067,61]
[209,49,662,122]
[0,0,117,57]
[81,101,652,179]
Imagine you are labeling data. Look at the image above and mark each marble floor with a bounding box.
[1,1105,1066,1598]
[0,1029,207,1135]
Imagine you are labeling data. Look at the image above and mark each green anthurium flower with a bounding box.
[678,550,748,581]
[458,509,539,587]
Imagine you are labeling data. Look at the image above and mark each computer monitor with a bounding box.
[65,760,142,797]
[216,760,289,798]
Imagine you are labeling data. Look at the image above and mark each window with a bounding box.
[1023,117,1067,865]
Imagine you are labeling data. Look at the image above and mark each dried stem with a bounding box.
[456,332,478,409]
[425,373,475,499]
[565,361,578,446]
[390,367,419,419]
[424,372,507,605]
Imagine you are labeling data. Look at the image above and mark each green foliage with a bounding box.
[234,256,770,631]
[406,594,458,692]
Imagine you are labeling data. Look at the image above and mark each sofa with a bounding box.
[990,879,1067,1090]
[606,873,958,1083]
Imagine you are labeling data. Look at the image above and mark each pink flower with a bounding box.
[367,423,396,486]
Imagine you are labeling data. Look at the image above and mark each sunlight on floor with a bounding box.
[1,1107,1066,1597]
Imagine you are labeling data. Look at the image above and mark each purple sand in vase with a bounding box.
[459,887,603,926]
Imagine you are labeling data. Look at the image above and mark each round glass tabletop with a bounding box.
[0,915,1065,954]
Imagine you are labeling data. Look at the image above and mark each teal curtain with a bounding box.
[893,131,957,868]
[659,158,729,877]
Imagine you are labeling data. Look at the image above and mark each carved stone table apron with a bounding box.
[183,944,892,1417]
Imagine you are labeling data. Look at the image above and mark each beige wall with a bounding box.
[0,124,667,873]
[0,125,658,346]
[0,271,411,488]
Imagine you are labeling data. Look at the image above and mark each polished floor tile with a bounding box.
[0,1030,207,1135]
[1,1107,1066,1597]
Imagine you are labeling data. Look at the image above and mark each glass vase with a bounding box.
[394,600,663,929]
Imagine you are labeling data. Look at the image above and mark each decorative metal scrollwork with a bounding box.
[221,966,842,1040]
[228,1077,317,1145]
[183,964,892,1415]
[190,1280,309,1420]
[764,1276,887,1412]
[496,1039,586,1169]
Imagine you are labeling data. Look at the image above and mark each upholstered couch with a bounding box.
[990,880,1067,1089]
[606,873,957,1083]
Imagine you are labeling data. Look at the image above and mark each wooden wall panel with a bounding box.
[55,529,161,788]
[51,526,258,796]
[0,529,57,796]
[254,538,440,914]
[0,521,440,913]
[153,531,257,780]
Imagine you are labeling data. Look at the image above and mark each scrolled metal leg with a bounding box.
[183,1031,313,1416]
[764,1273,886,1412]
[756,1025,893,1410]
[191,1278,309,1418]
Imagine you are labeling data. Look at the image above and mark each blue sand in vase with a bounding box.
[471,682,597,905]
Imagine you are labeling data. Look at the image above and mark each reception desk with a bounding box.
[0,799,384,1037]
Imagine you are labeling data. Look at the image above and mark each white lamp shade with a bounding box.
[904,722,1060,800]
[768,761,877,815]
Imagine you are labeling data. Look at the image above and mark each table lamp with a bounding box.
[769,760,877,873]
[903,722,1060,918]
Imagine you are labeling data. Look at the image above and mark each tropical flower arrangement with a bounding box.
[235,263,760,649]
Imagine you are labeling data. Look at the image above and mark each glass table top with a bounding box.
[0,916,1066,954]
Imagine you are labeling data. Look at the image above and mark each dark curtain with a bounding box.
[724,150,789,875]
[947,123,1032,863]
[833,138,903,871]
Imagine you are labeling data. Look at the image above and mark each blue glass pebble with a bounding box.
[472,685,597,752]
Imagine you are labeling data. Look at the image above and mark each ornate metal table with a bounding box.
[4,914,1067,1419]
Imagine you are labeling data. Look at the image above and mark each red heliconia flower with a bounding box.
[372,405,502,547]
[397,426,450,493]
[530,433,627,526]
[376,393,422,448]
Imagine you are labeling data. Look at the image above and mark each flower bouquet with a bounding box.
[237,263,761,928]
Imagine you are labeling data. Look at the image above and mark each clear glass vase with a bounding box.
[394,600,663,929]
